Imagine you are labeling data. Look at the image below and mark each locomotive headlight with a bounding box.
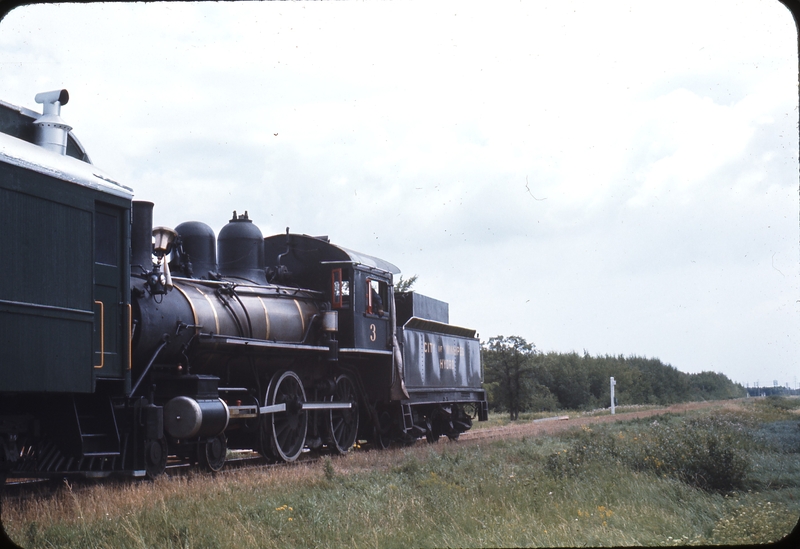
[147,272,160,287]
[152,226,178,258]
[146,270,167,295]
[148,227,176,298]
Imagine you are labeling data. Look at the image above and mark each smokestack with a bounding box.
[131,201,155,274]
[33,89,72,155]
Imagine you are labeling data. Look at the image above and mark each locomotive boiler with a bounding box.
[0,90,488,479]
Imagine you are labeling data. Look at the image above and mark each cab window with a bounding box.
[332,268,350,309]
[366,279,388,317]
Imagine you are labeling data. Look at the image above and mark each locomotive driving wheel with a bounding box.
[198,433,227,472]
[264,370,308,462]
[327,374,359,454]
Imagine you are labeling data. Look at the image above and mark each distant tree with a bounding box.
[483,343,744,413]
[560,353,744,409]
[540,352,591,410]
[689,371,746,400]
[482,336,538,420]
[395,274,418,293]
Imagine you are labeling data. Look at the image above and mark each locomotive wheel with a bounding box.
[198,433,227,472]
[374,410,393,450]
[256,421,279,463]
[265,370,308,462]
[375,429,391,450]
[327,375,359,454]
[425,417,439,444]
[144,438,168,479]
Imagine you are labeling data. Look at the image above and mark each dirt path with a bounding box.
[460,400,740,443]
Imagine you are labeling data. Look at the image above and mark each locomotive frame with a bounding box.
[0,90,488,479]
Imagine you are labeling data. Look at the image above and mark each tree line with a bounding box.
[482,335,746,419]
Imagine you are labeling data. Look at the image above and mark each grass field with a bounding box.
[2,397,798,548]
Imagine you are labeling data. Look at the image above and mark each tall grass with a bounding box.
[3,398,798,548]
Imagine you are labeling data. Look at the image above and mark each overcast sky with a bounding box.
[0,0,796,388]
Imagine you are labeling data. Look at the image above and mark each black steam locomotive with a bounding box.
[0,90,487,478]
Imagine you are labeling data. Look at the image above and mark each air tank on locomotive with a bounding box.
[130,204,323,372]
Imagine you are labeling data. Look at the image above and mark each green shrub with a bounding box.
[546,415,751,492]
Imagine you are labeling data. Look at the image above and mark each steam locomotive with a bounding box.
[0,90,488,478]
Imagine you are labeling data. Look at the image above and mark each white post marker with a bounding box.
[610,377,616,415]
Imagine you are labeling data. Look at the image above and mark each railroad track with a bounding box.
[2,447,349,497]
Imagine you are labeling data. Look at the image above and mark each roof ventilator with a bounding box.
[33,89,72,155]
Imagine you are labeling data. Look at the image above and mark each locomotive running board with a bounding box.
[300,402,353,410]
[225,401,353,417]
[259,402,353,414]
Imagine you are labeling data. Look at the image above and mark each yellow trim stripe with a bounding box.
[194,285,220,334]
[127,303,132,370]
[94,300,104,369]
[293,299,305,335]
[173,284,200,334]
[257,296,270,340]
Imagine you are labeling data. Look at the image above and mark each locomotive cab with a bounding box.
[263,232,400,353]
[330,264,392,352]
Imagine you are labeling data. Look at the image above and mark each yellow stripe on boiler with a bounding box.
[257,296,270,340]
[193,285,220,334]
[173,284,199,332]
[293,299,305,335]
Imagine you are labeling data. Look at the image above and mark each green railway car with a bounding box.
[0,91,133,394]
